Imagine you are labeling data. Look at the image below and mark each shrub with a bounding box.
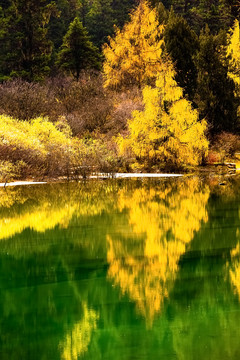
[212,132,240,159]
[0,115,75,179]
[0,74,143,139]
[47,73,113,136]
[207,151,221,164]
[0,79,58,121]
[70,136,122,178]
[0,161,19,183]
[104,88,143,137]
[0,74,113,136]
[0,114,124,181]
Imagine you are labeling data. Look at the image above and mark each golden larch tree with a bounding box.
[103,0,165,88]
[118,64,209,169]
[227,19,240,86]
[226,19,240,118]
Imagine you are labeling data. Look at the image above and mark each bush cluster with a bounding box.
[0,114,125,182]
[0,74,141,136]
[0,73,144,180]
[208,132,240,164]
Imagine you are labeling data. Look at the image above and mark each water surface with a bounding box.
[0,176,240,359]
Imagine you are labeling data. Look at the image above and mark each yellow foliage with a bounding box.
[0,115,43,154]
[227,19,240,86]
[107,178,210,326]
[0,115,112,180]
[229,239,240,300]
[29,117,72,154]
[60,303,99,360]
[118,67,208,168]
[103,0,165,88]
[0,160,22,182]
[0,115,75,179]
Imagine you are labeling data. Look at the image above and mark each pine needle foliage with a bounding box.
[58,17,100,80]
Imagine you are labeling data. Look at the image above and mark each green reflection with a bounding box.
[0,177,239,359]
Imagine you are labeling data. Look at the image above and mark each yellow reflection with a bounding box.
[0,182,117,241]
[107,179,210,326]
[59,303,99,360]
[0,203,76,240]
[229,237,240,300]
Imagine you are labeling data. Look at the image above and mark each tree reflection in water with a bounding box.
[107,178,210,326]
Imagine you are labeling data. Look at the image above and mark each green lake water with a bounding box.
[0,176,240,359]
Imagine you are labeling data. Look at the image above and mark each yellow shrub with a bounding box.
[0,115,74,179]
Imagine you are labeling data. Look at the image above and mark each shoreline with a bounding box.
[0,173,183,187]
[1,166,239,187]
[0,181,47,187]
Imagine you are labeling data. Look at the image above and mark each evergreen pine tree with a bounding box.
[155,2,169,25]
[218,0,233,29]
[48,0,77,50]
[112,0,137,28]
[1,0,57,80]
[164,10,199,101]
[78,0,91,27]
[171,0,234,34]
[0,5,10,79]
[194,26,238,134]
[86,0,116,48]
[57,17,101,80]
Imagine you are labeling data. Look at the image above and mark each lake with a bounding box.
[0,175,240,359]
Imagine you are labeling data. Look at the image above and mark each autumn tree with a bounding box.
[57,17,100,80]
[226,19,240,127]
[227,19,240,87]
[103,0,165,89]
[118,64,208,169]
